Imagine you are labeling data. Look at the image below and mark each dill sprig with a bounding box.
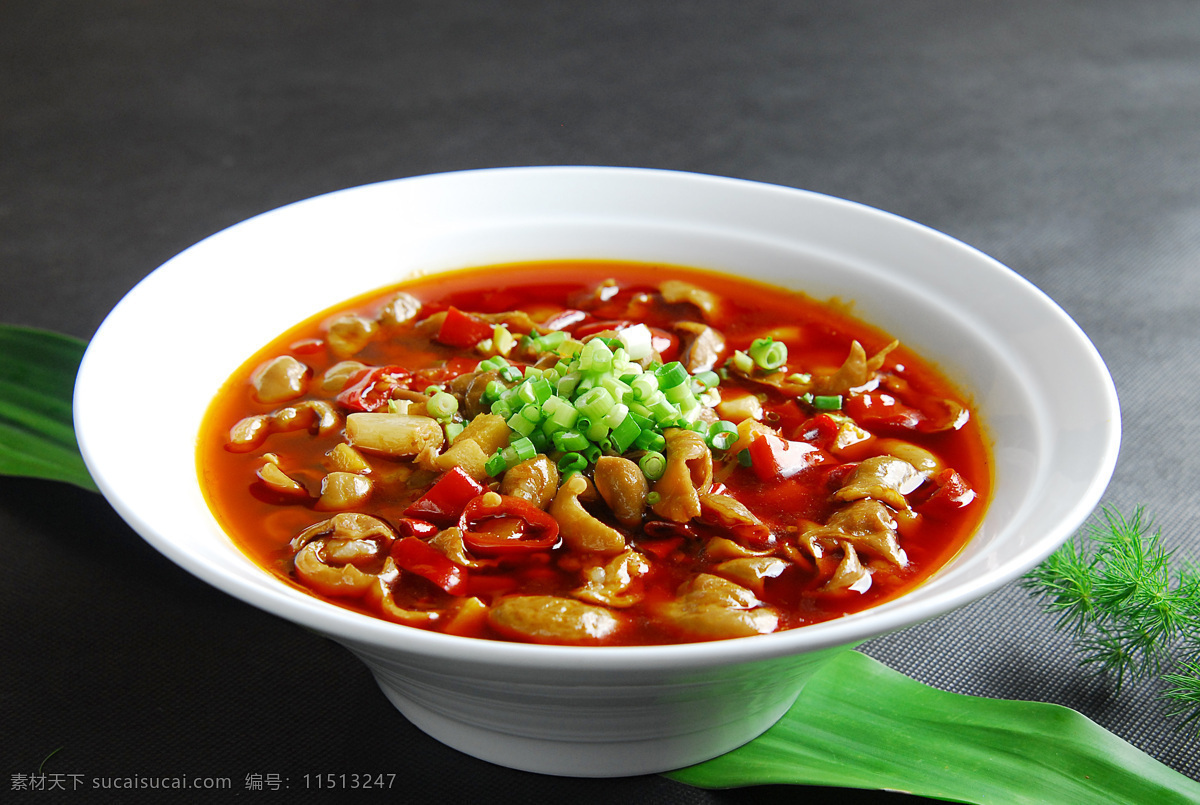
[1163,660,1200,727]
[1022,505,1200,729]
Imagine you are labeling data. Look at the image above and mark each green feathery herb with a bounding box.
[1023,506,1200,728]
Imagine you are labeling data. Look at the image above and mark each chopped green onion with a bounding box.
[579,338,615,372]
[608,413,642,453]
[557,452,587,475]
[709,419,737,436]
[646,491,662,506]
[691,370,720,391]
[584,418,610,443]
[427,391,459,420]
[523,330,568,353]
[639,450,667,481]
[511,436,537,463]
[729,350,755,375]
[711,431,737,451]
[599,373,633,401]
[477,356,507,372]
[631,373,659,400]
[647,396,679,426]
[484,379,507,401]
[518,403,542,424]
[601,403,630,430]
[485,452,509,476]
[527,429,550,453]
[556,371,581,398]
[707,420,738,452]
[490,399,514,420]
[748,337,788,370]
[812,394,843,410]
[460,313,744,473]
[663,382,695,406]
[575,386,616,420]
[553,429,590,453]
[557,338,584,359]
[655,361,689,389]
[634,429,666,452]
[544,398,579,431]
[507,411,536,437]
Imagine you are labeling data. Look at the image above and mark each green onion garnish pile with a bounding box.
[472,326,738,480]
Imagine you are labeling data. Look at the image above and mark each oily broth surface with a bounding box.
[198,260,991,644]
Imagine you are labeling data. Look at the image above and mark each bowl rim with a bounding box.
[74,166,1122,671]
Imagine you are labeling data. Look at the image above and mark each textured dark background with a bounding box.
[3,1,1199,801]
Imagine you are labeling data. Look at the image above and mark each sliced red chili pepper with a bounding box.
[436,306,495,348]
[403,467,486,526]
[458,494,560,555]
[395,517,440,538]
[391,537,468,596]
[335,365,413,413]
[795,413,841,449]
[844,392,928,431]
[916,468,977,520]
[747,431,832,482]
[824,462,858,487]
[638,536,685,559]
[768,399,807,438]
[846,391,969,434]
[414,356,481,385]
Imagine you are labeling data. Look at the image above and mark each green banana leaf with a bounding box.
[3,324,1198,801]
[667,649,1200,803]
[0,325,97,491]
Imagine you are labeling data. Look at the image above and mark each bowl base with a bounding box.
[374,679,796,777]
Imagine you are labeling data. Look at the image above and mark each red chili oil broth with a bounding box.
[197,260,992,645]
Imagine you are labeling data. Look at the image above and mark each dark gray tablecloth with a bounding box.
[3,1,1198,801]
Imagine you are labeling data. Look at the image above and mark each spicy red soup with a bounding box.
[198,260,990,645]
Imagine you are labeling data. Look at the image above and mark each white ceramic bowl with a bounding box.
[74,167,1120,777]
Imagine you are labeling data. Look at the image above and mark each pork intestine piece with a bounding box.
[487,595,625,645]
[549,473,626,554]
[801,499,907,567]
[290,513,396,598]
[572,550,651,608]
[654,574,779,639]
[650,428,712,523]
